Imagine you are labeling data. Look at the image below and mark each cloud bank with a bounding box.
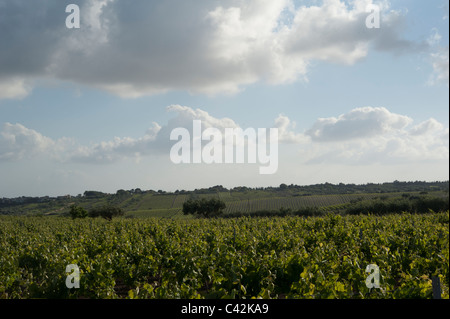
[303,107,449,164]
[1,106,448,166]
[0,0,429,99]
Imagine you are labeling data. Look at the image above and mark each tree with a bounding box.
[69,205,88,219]
[83,191,107,198]
[89,205,124,221]
[182,199,199,216]
[116,189,129,197]
[183,198,226,218]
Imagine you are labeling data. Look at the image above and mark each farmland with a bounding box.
[1,181,447,218]
[113,192,386,218]
[1,181,448,299]
[70,190,450,218]
[0,212,448,299]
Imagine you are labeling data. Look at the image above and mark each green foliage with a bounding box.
[182,198,226,218]
[223,206,325,218]
[69,205,88,219]
[2,181,448,217]
[345,196,449,215]
[89,205,124,221]
[0,211,448,299]
[83,191,107,198]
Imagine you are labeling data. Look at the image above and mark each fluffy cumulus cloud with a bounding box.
[305,107,413,142]
[0,105,241,164]
[70,105,245,164]
[1,106,448,166]
[0,78,32,100]
[274,114,308,144]
[0,0,422,99]
[69,122,161,163]
[303,107,449,164]
[166,105,239,132]
[0,123,56,161]
[410,118,444,136]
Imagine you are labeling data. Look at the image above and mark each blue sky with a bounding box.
[0,0,448,197]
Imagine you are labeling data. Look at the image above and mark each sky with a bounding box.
[0,0,448,197]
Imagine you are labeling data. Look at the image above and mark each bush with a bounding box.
[69,205,88,219]
[222,207,325,219]
[345,196,449,215]
[182,198,226,218]
[413,197,449,213]
[89,205,124,221]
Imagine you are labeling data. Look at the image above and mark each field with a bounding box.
[119,191,447,218]
[1,212,448,299]
[3,181,448,218]
[219,193,379,214]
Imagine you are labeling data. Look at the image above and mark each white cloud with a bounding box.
[70,122,161,163]
[1,106,447,167]
[274,114,309,144]
[305,106,412,142]
[410,118,444,136]
[0,0,421,98]
[166,105,239,131]
[302,108,448,164]
[0,123,55,161]
[0,78,32,100]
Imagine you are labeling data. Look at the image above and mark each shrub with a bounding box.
[69,205,88,219]
[89,205,124,220]
[182,198,226,218]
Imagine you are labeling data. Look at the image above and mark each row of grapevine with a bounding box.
[160,193,402,215]
[171,195,188,208]
[1,212,448,299]
[222,195,376,214]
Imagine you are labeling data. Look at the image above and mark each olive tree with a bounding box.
[182,198,226,218]
[89,205,124,221]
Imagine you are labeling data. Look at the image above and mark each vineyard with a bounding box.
[1,211,448,299]
[220,193,379,214]
[125,192,402,217]
[2,181,447,218]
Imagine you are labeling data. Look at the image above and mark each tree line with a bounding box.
[222,194,449,218]
[69,204,124,221]
[69,193,448,220]
[80,180,449,199]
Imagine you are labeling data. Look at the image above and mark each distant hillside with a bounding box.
[0,181,448,217]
